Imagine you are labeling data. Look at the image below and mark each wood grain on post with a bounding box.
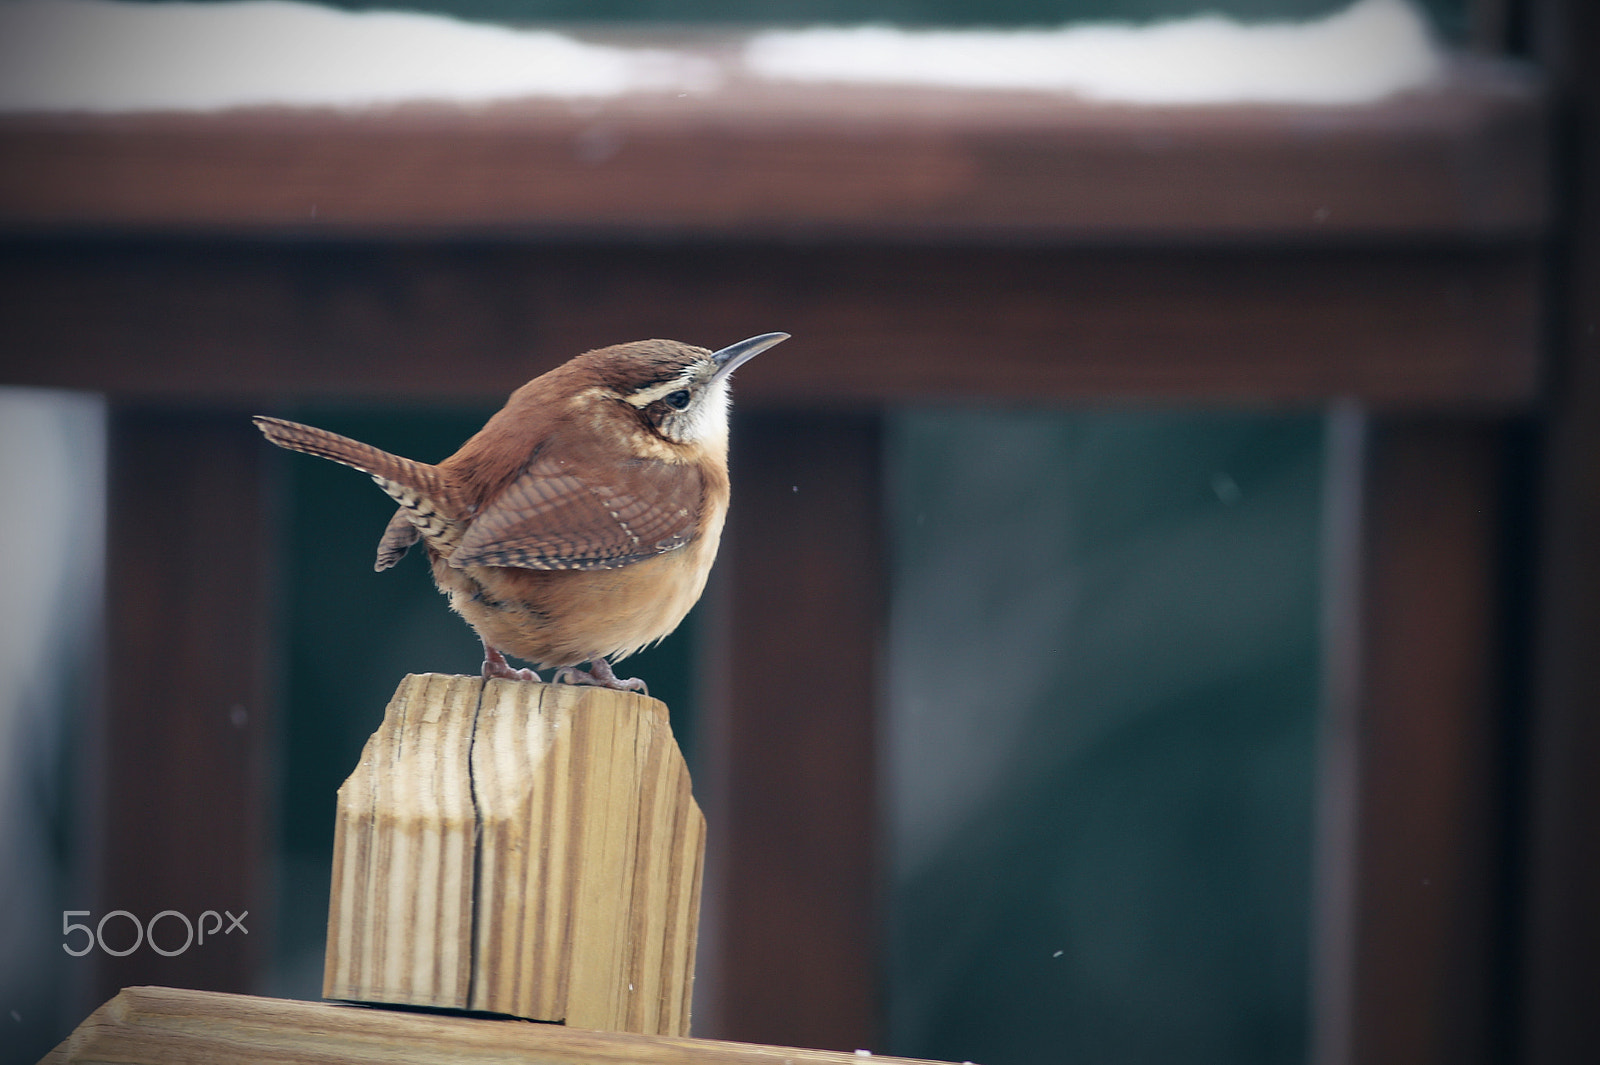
[323,673,705,1036]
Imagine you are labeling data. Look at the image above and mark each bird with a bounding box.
[254,332,789,693]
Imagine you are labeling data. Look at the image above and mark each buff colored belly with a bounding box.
[430,527,721,669]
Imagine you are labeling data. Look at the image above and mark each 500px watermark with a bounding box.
[62,909,247,957]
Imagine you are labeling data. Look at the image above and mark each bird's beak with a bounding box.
[710,332,789,384]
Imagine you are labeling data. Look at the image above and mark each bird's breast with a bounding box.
[431,500,726,669]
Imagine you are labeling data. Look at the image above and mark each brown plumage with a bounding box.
[255,333,788,692]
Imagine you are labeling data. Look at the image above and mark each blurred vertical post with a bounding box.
[1316,415,1510,1065]
[1521,0,1600,1061]
[95,409,273,1001]
[699,410,884,1052]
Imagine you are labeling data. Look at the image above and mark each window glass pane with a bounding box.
[886,408,1322,1065]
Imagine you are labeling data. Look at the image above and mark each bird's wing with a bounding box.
[450,446,704,571]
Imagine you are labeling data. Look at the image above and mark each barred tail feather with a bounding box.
[252,415,462,548]
[252,409,422,476]
[375,506,422,571]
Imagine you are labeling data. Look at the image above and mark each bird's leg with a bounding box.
[553,657,648,696]
[482,643,540,683]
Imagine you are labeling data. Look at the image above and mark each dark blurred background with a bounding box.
[3,0,1594,1064]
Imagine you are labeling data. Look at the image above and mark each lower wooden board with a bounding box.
[42,986,948,1065]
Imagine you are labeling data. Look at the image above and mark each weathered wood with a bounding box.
[42,985,939,1065]
[323,674,705,1036]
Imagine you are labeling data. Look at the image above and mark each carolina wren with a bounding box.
[255,332,788,692]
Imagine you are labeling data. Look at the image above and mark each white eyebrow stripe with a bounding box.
[624,372,699,408]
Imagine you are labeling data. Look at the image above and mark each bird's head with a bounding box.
[585,332,789,447]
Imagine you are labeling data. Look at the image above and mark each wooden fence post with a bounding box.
[45,675,954,1064]
[322,673,705,1036]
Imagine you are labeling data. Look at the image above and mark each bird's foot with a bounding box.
[482,645,540,683]
[553,657,648,696]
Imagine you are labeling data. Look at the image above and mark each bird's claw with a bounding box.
[554,659,648,696]
[482,645,541,683]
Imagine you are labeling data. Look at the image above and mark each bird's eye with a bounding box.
[664,390,691,411]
